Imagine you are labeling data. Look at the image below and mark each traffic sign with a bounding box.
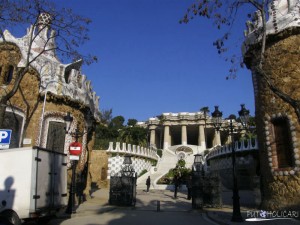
[0,129,12,149]
[69,142,82,157]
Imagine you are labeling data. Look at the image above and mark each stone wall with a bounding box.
[208,151,259,190]
[90,150,109,188]
[244,29,300,210]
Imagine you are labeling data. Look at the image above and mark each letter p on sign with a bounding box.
[0,130,12,149]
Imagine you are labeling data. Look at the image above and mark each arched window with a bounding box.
[46,121,66,153]
[64,69,71,84]
[5,65,14,84]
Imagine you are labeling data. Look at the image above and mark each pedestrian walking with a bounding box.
[186,175,192,200]
[146,176,151,192]
[173,175,179,198]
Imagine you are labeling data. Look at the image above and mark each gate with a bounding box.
[192,175,222,209]
[109,175,137,206]
[109,155,137,206]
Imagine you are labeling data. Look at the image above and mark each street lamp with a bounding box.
[63,112,86,214]
[238,104,250,130]
[211,106,223,131]
[122,154,135,177]
[193,153,203,174]
[212,104,250,222]
[192,153,204,209]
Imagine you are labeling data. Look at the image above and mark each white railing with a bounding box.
[206,138,258,161]
[107,142,159,160]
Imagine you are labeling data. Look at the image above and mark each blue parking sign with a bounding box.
[0,129,12,145]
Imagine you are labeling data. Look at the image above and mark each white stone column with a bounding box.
[150,129,156,147]
[198,125,206,149]
[213,130,221,146]
[163,125,170,149]
[181,125,187,145]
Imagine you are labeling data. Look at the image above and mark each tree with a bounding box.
[120,126,148,146]
[109,116,125,129]
[0,0,96,127]
[94,116,148,149]
[127,118,138,126]
[99,109,113,125]
[181,0,300,122]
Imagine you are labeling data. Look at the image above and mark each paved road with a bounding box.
[23,189,300,225]
[49,209,212,225]
[45,189,216,225]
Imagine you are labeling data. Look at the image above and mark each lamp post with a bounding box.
[193,153,203,175]
[212,104,250,222]
[63,112,85,215]
[122,154,135,177]
[192,153,204,209]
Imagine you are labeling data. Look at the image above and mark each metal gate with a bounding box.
[109,155,137,206]
[192,175,222,209]
[109,172,137,206]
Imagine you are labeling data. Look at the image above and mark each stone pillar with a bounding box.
[213,130,221,146]
[163,125,170,149]
[150,128,156,148]
[181,125,187,145]
[198,125,206,149]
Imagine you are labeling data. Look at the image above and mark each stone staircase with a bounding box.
[136,148,195,190]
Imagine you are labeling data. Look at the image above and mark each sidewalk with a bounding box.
[48,188,116,224]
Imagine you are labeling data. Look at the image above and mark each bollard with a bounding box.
[157,200,160,212]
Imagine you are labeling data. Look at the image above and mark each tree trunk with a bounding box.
[0,101,7,128]
[255,66,300,123]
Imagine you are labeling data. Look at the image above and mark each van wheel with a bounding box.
[1,211,21,225]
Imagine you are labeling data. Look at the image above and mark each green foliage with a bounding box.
[200,106,210,116]
[93,138,115,150]
[127,119,138,126]
[99,109,113,125]
[118,126,148,147]
[156,149,163,157]
[204,149,209,156]
[138,169,148,177]
[94,114,148,149]
[157,159,192,185]
[109,116,125,129]
[177,159,186,168]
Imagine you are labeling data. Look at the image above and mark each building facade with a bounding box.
[243,0,300,210]
[0,14,100,173]
[140,111,241,155]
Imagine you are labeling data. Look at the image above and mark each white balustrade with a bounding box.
[107,142,159,160]
[206,138,258,161]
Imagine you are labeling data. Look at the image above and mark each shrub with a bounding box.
[138,169,148,177]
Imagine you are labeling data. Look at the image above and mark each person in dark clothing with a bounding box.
[173,175,179,198]
[146,176,151,192]
[186,175,192,200]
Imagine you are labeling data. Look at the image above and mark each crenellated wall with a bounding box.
[206,138,259,189]
[106,142,160,179]
[242,0,300,54]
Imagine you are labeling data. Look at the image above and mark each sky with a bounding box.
[45,1,256,122]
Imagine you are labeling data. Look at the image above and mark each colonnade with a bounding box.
[149,124,221,150]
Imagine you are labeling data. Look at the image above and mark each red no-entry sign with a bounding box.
[69,142,82,156]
